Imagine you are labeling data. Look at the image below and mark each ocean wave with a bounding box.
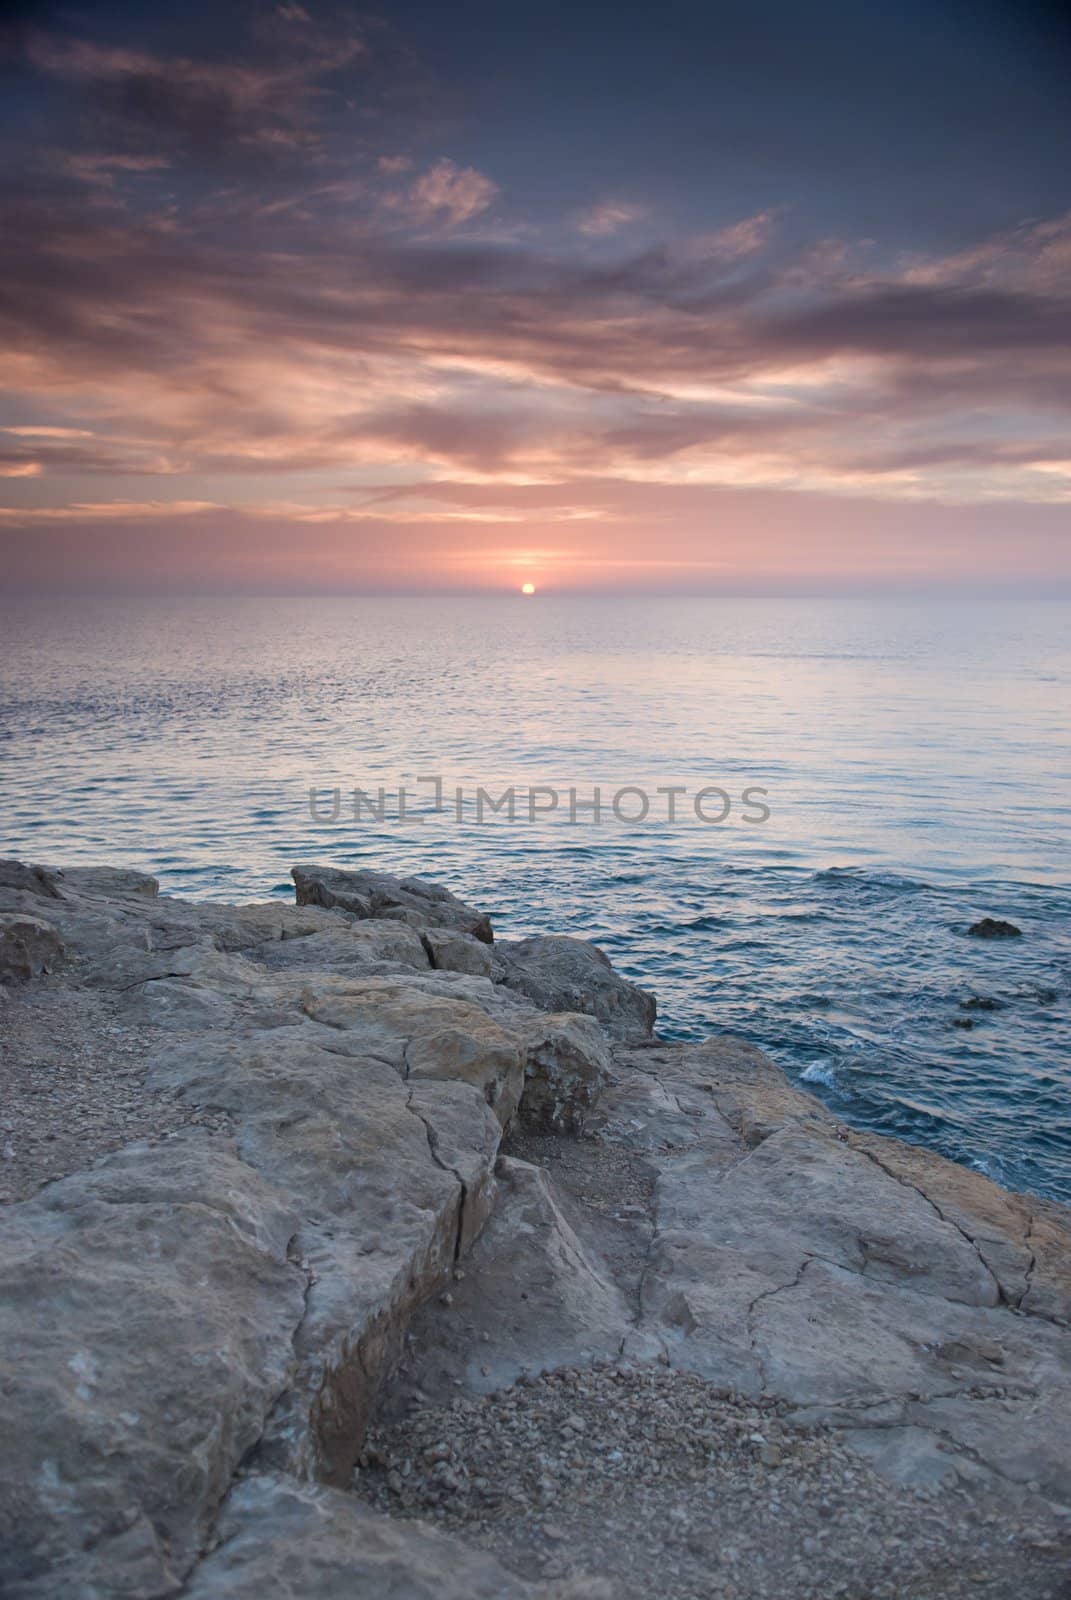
[800,1060,837,1088]
[811,867,931,892]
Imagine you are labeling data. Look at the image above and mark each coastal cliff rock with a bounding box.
[421,924,496,977]
[0,859,1069,1599]
[292,864,494,944]
[493,933,657,1040]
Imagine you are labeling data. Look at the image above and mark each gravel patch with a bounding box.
[0,980,232,1202]
[355,1364,1071,1600]
[505,1127,657,1216]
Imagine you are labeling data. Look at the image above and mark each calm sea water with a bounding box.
[2,595,1068,1201]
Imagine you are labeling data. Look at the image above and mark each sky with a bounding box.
[1,0,1070,594]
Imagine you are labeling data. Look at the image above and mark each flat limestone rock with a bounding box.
[54,866,160,900]
[0,859,64,899]
[186,1474,610,1600]
[145,1027,504,1481]
[0,862,545,1594]
[513,1011,611,1134]
[602,1039,1071,1503]
[658,1120,1001,1305]
[844,1128,1071,1323]
[298,975,526,1128]
[0,1138,305,1599]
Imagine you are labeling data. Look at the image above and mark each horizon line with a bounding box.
[3,584,1071,602]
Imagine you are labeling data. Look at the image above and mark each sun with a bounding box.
[521,582,536,596]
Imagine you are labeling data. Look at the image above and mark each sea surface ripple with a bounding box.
[2,594,1068,1200]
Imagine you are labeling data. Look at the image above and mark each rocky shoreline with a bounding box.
[1,859,1069,1599]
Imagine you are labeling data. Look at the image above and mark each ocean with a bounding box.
[2,593,1068,1200]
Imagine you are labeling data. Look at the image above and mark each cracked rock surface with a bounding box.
[0,858,1069,1600]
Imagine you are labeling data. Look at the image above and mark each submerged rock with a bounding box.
[968,917,1022,938]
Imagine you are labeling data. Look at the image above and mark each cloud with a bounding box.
[64,153,174,186]
[21,17,371,174]
[378,154,413,175]
[577,201,648,238]
[1,15,1070,583]
[0,496,604,527]
[686,212,778,261]
[1,171,1069,510]
[899,212,1071,294]
[406,159,498,226]
[3,425,94,438]
[0,499,218,521]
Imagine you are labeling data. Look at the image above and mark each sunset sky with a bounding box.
[2,0,1070,593]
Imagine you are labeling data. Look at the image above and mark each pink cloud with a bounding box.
[577,201,648,238]
[406,160,499,226]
